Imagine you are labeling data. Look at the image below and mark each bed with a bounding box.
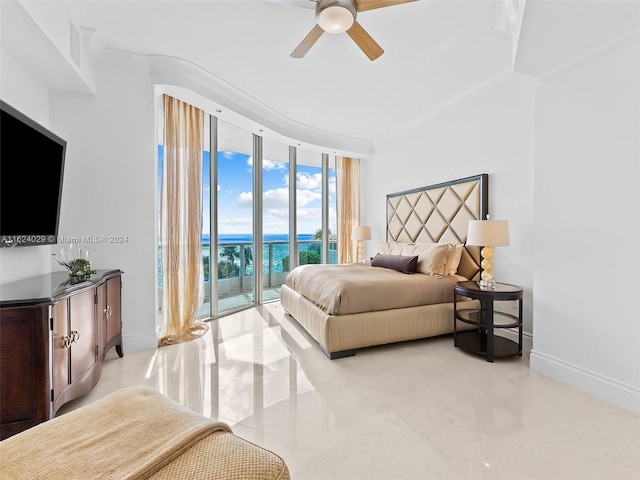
[281,174,488,359]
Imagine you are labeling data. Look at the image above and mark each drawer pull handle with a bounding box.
[64,331,80,347]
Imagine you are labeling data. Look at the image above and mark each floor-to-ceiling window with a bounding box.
[295,148,324,265]
[158,102,341,322]
[327,155,338,264]
[294,148,338,266]
[211,118,255,316]
[261,138,290,301]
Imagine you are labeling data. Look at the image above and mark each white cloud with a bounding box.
[297,172,322,190]
[264,208,289,219]
[263,188,289,209]
[263,220,288,232]
[218,216,253,233]
[219,150,235,160]
[296,208,323,235]
[218,217,253,234]
[246,156,286,171]
[295,207,322,221]
[239,187,320,210]
[237,191,252,207]
[263,158,287,171]
[220,216,253,226]
[297,189,321,207]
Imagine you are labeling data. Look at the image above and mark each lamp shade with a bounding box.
[466,220,510,247]
[351,225,372,241]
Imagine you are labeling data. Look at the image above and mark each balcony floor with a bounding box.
[198,287,281,318]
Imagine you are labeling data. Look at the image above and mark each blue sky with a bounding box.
[211,150,336,236]
[159,146,336,237]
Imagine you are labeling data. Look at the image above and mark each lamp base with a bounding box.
[479,245,496,290]
[478,279,496,290]
[356,239,364,263]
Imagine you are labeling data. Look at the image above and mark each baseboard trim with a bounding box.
[530,350,640,415]
[121,334,157,354]
[495,328,533,353]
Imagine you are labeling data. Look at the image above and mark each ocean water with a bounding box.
[212,233,313,244]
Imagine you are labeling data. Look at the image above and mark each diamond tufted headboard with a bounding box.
[386,174,488,281]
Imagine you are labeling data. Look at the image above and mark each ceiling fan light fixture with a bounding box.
[316,0,357,34]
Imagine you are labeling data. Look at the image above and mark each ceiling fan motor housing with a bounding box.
[316,0,358,34]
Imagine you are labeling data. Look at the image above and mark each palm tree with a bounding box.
[311,228,330,255]
[220,246,237,264]
[243,245,253,275]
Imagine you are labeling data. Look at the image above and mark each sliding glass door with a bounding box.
[295,149,338,265]
[212,119,255,315]
[261,138,290,301]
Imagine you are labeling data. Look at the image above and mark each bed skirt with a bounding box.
[281,284,478,359]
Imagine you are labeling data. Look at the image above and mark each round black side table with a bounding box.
[453,281,523,362]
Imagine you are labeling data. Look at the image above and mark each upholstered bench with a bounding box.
[0,385,290,480]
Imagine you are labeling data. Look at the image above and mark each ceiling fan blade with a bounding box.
[290,24,325,58]
[355,0,417,12]
[346,21,384,61]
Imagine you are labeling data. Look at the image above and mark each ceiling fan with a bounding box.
[277,0,417,61]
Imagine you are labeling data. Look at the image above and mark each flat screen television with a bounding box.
[0,100,66,248]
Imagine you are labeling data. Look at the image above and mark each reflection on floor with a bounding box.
[58,302,640,480]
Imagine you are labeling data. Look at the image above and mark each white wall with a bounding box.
[0,48,55,283]
[363,73,537,339]
[1,45,165,353]
[364,35,640,415]
[1,10,157,354]
[50,50,158,353]
[530,37,640,414]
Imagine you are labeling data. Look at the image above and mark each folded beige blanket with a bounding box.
[0,385,232,480]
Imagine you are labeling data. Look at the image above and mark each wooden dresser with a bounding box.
[0,269,123,439]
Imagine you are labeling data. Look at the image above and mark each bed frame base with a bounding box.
[280,285,478,360]
[320,345,357,360]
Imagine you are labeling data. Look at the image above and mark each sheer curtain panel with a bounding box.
[158,95,208,347]
[336,156,360,264]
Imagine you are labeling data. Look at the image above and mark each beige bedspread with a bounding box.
[0,385,233,480]
[285,263,465,315]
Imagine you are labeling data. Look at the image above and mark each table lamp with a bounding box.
[351,225,371,263]
[466,216,510,289]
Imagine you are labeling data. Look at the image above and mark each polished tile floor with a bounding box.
[59,302,640,479]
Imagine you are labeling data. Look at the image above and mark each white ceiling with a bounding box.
[53,0,516,143]
[4,1,640,151]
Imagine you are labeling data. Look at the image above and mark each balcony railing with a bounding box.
[159,240,337,297]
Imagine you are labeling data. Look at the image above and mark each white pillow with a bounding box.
[377,241,412,256]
